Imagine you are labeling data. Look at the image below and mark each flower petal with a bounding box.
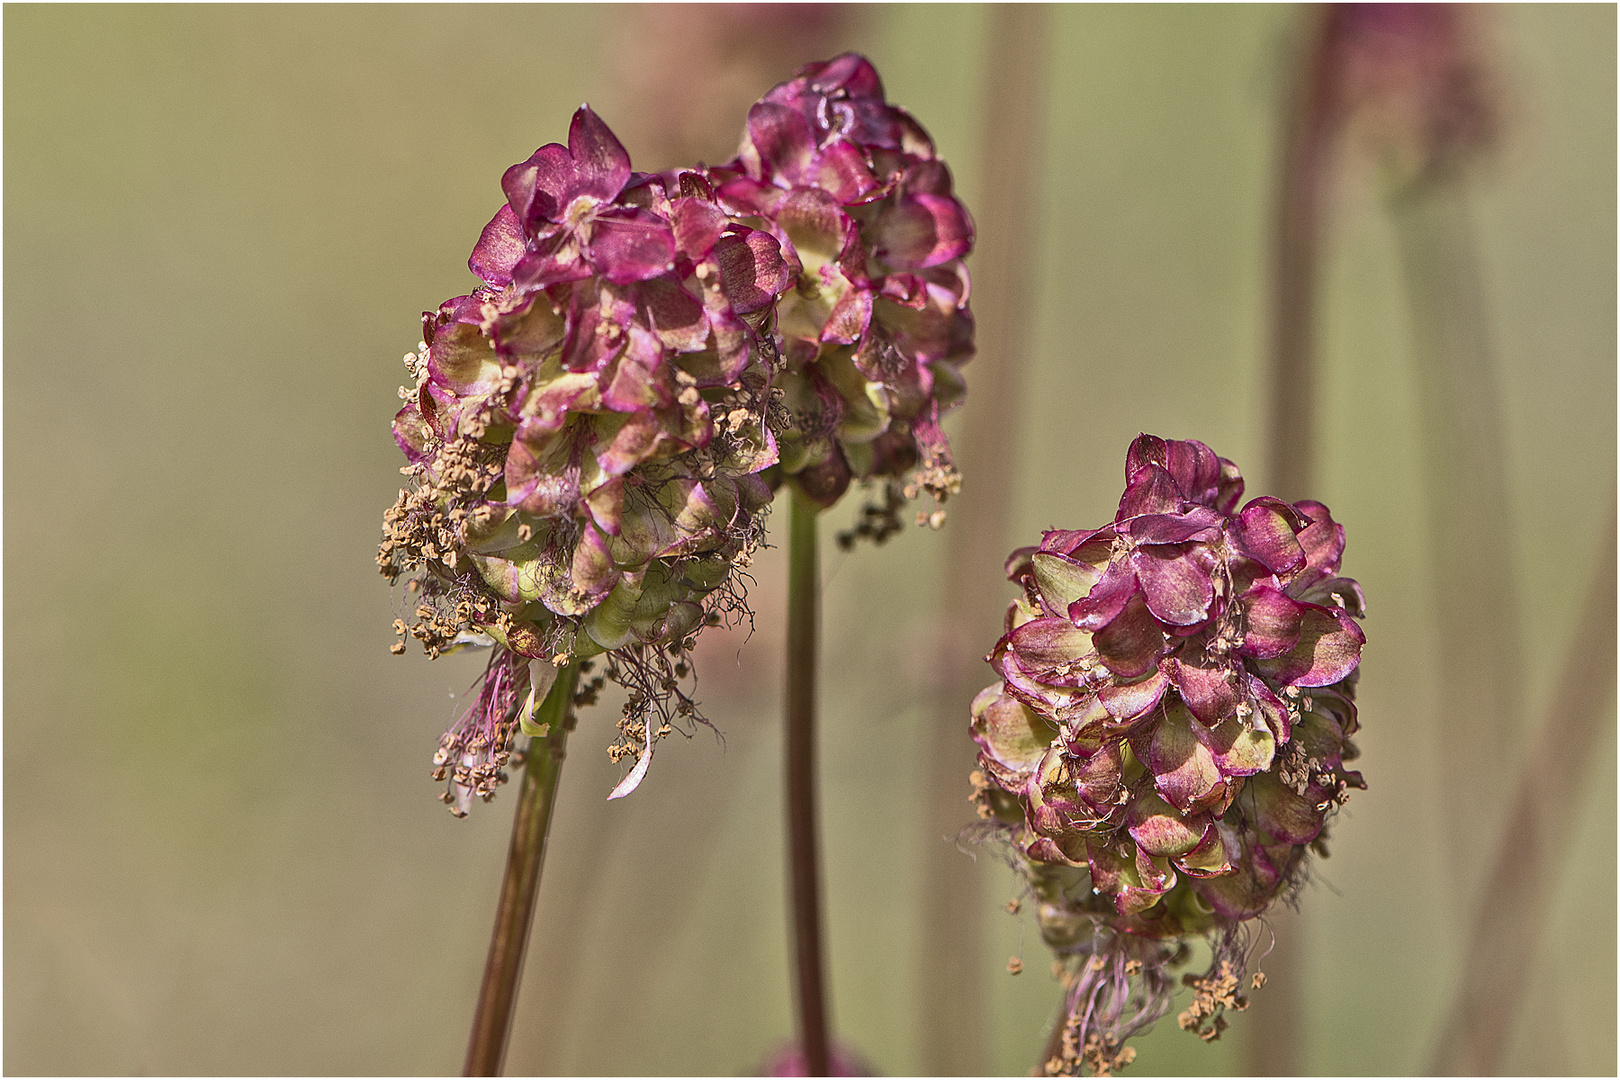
[871,192,973,270]
[1135,700,1225,814]
[469,204,526,287]
[1129,543,1214,626]
[1030,551,1103,613]
[565,104,632,204]
[1098,666,1169,724]
[1231,498,1307,574]
[1254,604,1365,687]
[1239,584,1304,659]
[1092,589,1166,679]
[588,209,676,284]
[1169,657,1240,726]
[1116,463,1184,520]
[1193,716,1276,778]
[1128,790,1207,857]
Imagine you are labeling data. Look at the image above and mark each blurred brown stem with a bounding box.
[1265,5,1336,505]
[464,662,583,1077]
[919,6,1050,1074]
[786,488,831,1076]
[1428,496,1617,1074]
[1248,8,1340,1073]
[1391,184,1523,879]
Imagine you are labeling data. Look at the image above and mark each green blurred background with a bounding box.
[6,4,1613,1075]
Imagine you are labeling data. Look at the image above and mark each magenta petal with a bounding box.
[1092,590,1166,679]
[1248,772,1325,844]
[745,101,816,181]
[595,410,666,476]
[602,326,673,413]
[1255,604,1365,688]
[1240,584,1304,659]
[1130,544,1214,626]
[1126,506,1222,545]
[1136,700,1225,814]
[670,197,729,260]
[1193,715,1275,778]
[501,144,568,226]
[1169,658,1240,725]
[469,204,526,287]
[1041,526,1114,558]
[872,193,973,270]
[565,105,632,203]
[1232,499,1307,574]
[715,229,792,315]
[1124,433,1168,479]
[392,403,431,465]
[1247,674,1291,744]
[1008,617,1091,673]
[820,286,873,345]
[588,210,676,284]
[1163,439,1222,505]
[639,277,707,352]
[1068,559,1137,631]
[1098,667,1169,723]
[1292,499,1346,575]
[1127,791,1207,857]
[809,139,880,203]
[1215,457,1245,514]
[1116,463,1184,520]
[1175,820,1240,878]
[1294,574,1367,617]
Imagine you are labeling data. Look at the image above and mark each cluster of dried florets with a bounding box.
[968,435,1365,1074]
[706,54,975,541]
[380,55,973,813]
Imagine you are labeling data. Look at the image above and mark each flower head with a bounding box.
[380,106,793,812]
[969,435,1366,1073]
[708,54,975,533]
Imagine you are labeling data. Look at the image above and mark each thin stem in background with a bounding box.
[1391,184,1523,881]
[464,662,583,1077]
[786,488,831,1076]
[1428,495,1616,1074]
[921,5,1050,1075]
[1249,8,1338,1073]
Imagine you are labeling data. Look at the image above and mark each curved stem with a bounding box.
[786,488,831,1075]
[464,661,583,1077]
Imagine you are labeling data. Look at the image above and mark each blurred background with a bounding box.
[5,5,1613,1075]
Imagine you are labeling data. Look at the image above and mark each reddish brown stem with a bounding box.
[786,488,831,1075]
[464,664,582,1077]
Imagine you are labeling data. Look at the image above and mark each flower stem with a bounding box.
[464,661,583,1077]
[786,487,831,1076]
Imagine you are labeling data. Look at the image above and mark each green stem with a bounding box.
[786,488,831,1076]
[464,661,582,1077]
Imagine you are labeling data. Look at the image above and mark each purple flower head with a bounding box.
[707,54,975,539]
[969,435,1366,1071]
[381,108,794,812]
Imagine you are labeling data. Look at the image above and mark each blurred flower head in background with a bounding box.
[1313,3,1500,189]
[969,434,1365,1075]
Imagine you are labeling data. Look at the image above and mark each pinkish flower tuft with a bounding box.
[969,435,1366,1074]
[381,106,791,813]
[707,53,975,541]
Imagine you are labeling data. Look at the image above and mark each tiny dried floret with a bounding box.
[970,434,1366,1074]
